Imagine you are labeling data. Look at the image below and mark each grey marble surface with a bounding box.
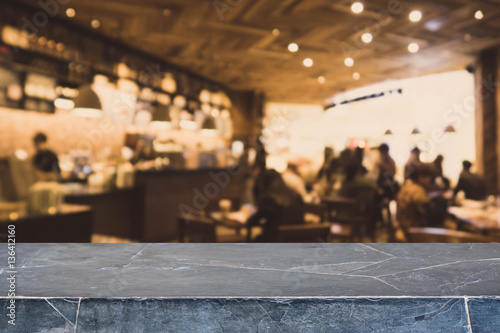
[1,243,499,298]
[0,244,498,332]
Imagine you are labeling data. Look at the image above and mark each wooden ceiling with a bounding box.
[18,0,500,103]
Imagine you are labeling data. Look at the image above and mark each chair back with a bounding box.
[276,223,332,243]
[177,213,216,242]
[303,202,327,223]
[407,227,497,243]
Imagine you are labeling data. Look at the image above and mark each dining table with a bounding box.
[448,200,500,236]
[209,205,256,242]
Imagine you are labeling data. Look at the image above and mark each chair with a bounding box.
[303,202,327,223]
[322,187,377,242]
[406,227,498,243]
[276,223,332,243]
[177,213,246,243]
[178,213,216,242]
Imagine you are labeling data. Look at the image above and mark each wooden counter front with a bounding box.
[135,167,244,242]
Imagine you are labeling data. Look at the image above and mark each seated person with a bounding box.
[32,132,60,182]
[396,165,433,230]
[247,169,304,242]
[339,163,377,198]
[453,160,487,201]
[281,162,308,201]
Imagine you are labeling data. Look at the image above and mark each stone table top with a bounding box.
[1,243,499,298]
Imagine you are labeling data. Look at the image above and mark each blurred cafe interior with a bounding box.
[1,0,500,244]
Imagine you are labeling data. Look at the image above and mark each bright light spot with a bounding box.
[344,57,354,67]
[272,28,280,36]
[409,10,422,22]
[266,156,287,173]
[353,72,360,80]
[408,42,419,53]
[54,98,75,110]
[288,43,299,52]
[475,10,484,20]
[66,8,76,18]
[318,76,326,84]
[303,58,313,67]
[9,212,19,221]
[179,120,198,130]
[361,33,373,43]
[211,108,220,117]
[91,19,101,29]
[14,149,28,160]
[351,2,364,14]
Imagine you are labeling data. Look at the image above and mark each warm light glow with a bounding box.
[211,108,220,117]
[66,8,76,18]
[351,2,364,14]
[72,108,102,119]
[200,129,219,137]
[179,120,198,130]
[288,43,299,53]
[150,121,172,130]
[266,155,288,173]
[361,33,372,43]
[408,42,420,53]
[409,10,422,22]
[474,10,484,20]
[318,76,326,84]
[344,57,354,67]
[173,95,187,108]
[353,72,360,80]
[14,149,28,160]
[272,28,280,36]
[54,98,75,110]
[303,58,313,67]
[91,19,101,29]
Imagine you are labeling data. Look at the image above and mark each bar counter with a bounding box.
[0,204,92,242]
[64,167,243,242]
[1,243,498,332]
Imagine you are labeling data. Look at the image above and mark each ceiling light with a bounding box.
[444,125,456,133]
[303,58,313,67]
[409,10,422,22]
[288,43,299,52]
[66,8,76,18]
[72,85,102,118]
[353,72,360,80]
[318,76,326,84]
[474,10,484,20]
[351,2,364,14]
[344,57,354,67]
[408,42,419,53]
[361,33,372,43]
[272,28,280,36]
[91,19,101,29]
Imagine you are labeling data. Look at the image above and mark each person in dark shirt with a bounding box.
[32,132,60,181]
[453,160,487,201]
[248,169,304,242]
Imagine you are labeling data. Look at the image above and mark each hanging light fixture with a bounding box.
[411,128,421,135]
[444,125,456,133]
[201,116,218,137]
[161,73,176,93]
[150,104,171,130]
[384,129,393,135]
[72,85,102,118]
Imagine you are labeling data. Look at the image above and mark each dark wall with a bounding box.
[475,47,500,194]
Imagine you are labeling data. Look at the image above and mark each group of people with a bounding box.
[245,142,488,242]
